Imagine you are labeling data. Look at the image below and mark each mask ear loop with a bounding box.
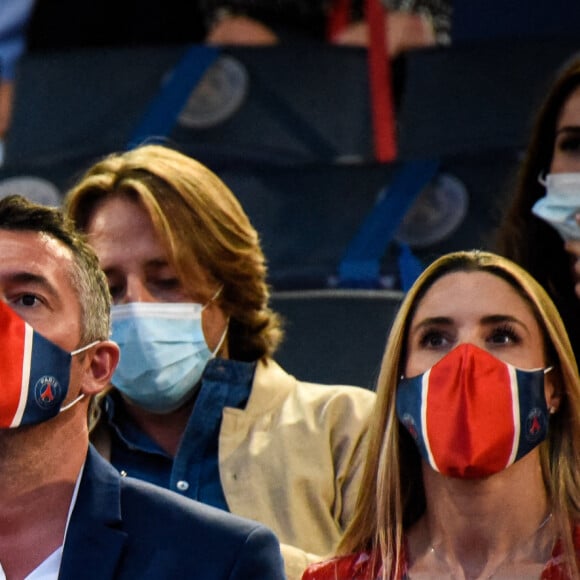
[211,317,230,358]
[201,285,228,357]
[70,340,101,357]
[202,285,224,310]
[63,340,102,413]
[543,366,559,414]
[538,171,548,187]
[60,393,85,413]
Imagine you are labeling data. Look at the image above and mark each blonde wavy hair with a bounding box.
[64,144,283,361]
[339,250,580,578]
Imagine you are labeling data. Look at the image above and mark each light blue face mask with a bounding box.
[532,172,580,240]
[110,298,227,414]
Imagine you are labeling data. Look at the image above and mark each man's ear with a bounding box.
[80,341,120,396]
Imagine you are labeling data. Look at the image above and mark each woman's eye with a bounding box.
[418,330,449,349]
[488,324,520,345]
[556,135,580,153]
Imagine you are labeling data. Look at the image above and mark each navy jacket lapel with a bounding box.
[59,446,128,580]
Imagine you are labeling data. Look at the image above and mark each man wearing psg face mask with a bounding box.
[0,194,285,580]
[64,144,376,580]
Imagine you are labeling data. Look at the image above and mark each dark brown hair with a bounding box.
[495,54,580,361]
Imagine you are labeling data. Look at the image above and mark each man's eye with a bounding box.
[17,294,41,307]
[151,278,181,290]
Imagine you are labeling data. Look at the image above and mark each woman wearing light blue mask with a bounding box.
[496,53,580,364]
[63,144,376,580]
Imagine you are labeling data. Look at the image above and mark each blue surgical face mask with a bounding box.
[532,172,580,240]
[110,297,227,414]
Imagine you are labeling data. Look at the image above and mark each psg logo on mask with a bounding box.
[34,376,63,410]
[400,413,419,442]
[525,408,547,443]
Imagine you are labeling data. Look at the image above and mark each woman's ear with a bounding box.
[545,369,563,414]
[80,341,120,396]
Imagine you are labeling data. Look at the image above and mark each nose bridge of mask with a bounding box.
[112,302,205,343]
[541,172,580,193]
[435,342,548,376]
[434,343,497,381]
[112,301,205,320]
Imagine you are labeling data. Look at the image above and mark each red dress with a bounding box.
[302,525,580,580]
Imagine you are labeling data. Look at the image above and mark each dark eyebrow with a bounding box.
[410,314,530,335]
[555,126,580,135]
[480,314,531,336]
[144,259,173,270]
[103,258,171,277]
[409,316,452,334]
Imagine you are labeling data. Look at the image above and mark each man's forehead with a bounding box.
[37,231,75,259]
[0,228,72,255]
[0,229,76,284]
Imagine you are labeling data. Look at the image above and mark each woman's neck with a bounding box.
[407,452,554,579]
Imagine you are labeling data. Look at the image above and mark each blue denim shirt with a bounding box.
[104,358,256,510]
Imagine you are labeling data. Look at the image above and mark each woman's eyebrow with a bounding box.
[409,316,452,333]
[556,125,580,135]
[480,314,531,336]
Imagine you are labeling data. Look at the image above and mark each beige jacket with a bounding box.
[92,359,376,580]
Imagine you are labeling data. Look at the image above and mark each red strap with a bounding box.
[365,0,397,162]
[327,0,352,40]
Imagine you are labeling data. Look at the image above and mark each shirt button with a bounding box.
[176,480,190,491]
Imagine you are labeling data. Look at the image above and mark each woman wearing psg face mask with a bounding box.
[303,250,580,580]
[496,54,580,364]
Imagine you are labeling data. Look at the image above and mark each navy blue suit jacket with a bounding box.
[59,446,286,579]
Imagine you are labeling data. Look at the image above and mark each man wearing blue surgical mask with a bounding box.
[64,144,376,580]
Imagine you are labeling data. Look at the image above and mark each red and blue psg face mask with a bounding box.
[0,301,97,428]
[396,343,551,479]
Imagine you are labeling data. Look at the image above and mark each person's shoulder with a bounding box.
[77,448,284,577]
[120,475,268,536]
[293,377,376,411]
[251,359,375,431]
[256,358,376,404]
[274,359,377,422]
[118,477,284,574]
